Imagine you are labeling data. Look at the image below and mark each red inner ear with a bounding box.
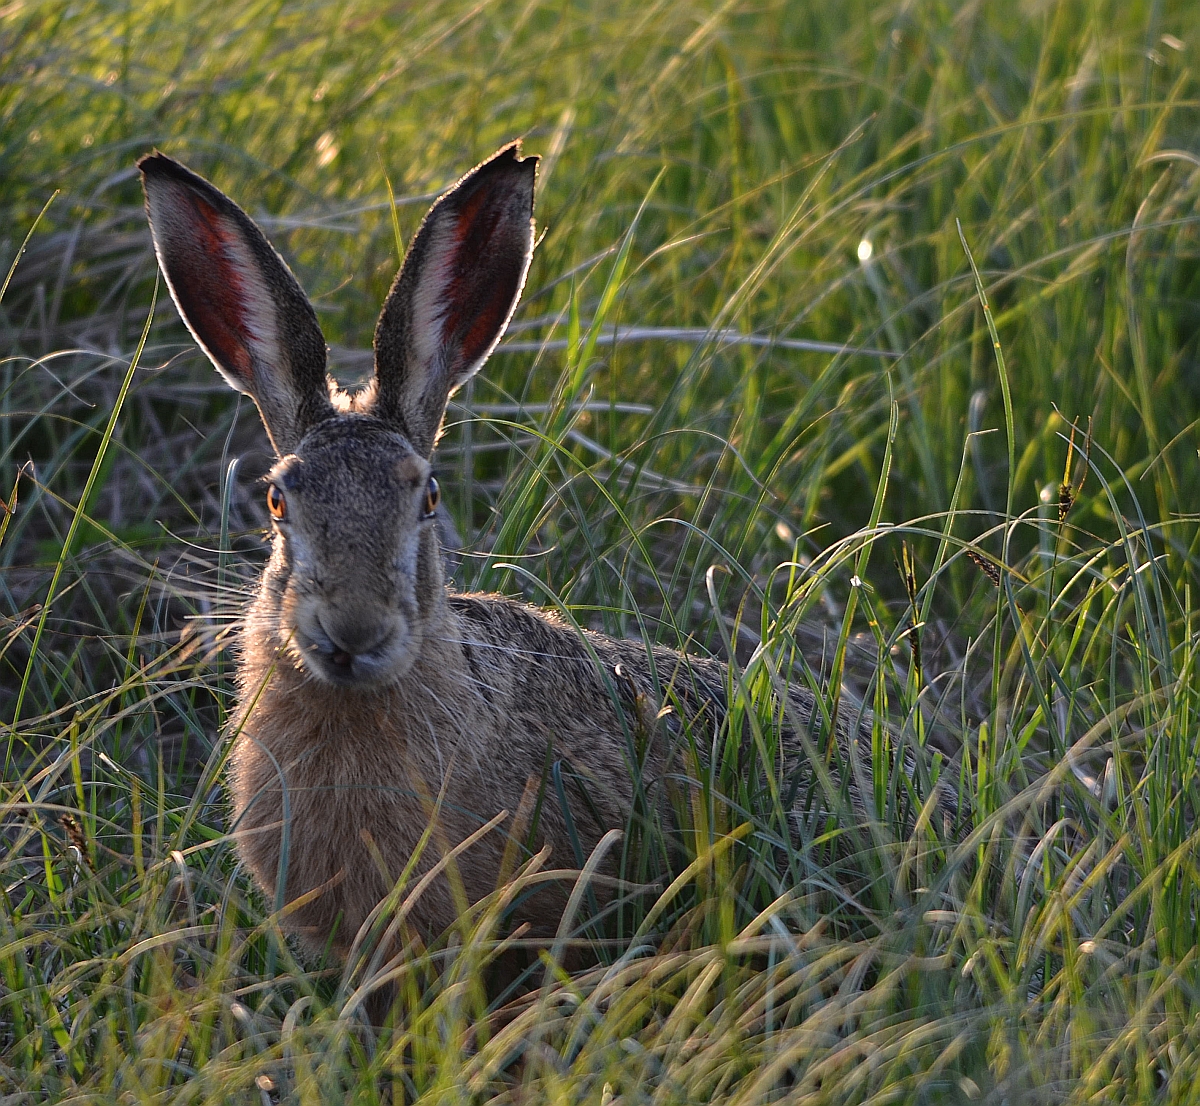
[165,190,256,385]
[456,267,521,365]
[441,187,528,370]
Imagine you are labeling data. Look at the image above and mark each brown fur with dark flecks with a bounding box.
[231,588,745,954]
[139,142,923,984]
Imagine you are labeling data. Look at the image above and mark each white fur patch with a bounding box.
[221,230,283,380]
[408,216,456,373]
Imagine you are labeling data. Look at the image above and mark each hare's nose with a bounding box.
[318,614,392,659]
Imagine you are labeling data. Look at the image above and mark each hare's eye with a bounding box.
[267,484,287,521]
[422,476,440,519]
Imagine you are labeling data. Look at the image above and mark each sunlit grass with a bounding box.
[3,0,1200,1101]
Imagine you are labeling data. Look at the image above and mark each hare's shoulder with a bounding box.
[445,590,729,720]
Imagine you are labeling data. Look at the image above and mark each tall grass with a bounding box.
[3,0,1200,1101]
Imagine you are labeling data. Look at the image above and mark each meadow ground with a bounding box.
[3,0,1200,1101]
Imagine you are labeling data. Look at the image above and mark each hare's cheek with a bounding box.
[271,589,310,657]
[410,528,444,617]
[278,528,318,578]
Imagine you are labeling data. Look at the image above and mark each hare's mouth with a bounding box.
[290,619,413,687]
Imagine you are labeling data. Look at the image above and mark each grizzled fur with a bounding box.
[232,589,744,953]
[139,142,893,978]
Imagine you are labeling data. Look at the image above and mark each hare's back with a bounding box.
[447,592,732,763]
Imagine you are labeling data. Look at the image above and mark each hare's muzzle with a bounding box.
[295,604,413,686]
[277,578,422,681]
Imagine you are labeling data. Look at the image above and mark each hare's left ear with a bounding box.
[371,142,537,457]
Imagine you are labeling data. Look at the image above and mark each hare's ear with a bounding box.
[139,153,334,456]
[372,142,537,456]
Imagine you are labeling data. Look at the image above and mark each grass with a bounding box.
[3,0,1200,1100]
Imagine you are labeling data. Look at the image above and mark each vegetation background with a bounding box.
[3,0,1200,1101]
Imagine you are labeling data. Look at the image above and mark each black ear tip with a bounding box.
[137,152,217,198]
[137,154,243,221]
[480,141,539,182]
[138,150,179,178]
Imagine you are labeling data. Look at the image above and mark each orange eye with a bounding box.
[423,476,440,518]
[267,484,287,521]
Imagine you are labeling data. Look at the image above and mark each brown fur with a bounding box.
[230,583,736,955]
[139,143,921,985]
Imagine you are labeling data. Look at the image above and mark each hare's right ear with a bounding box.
[371,142,537,457]
[139,153,333,455]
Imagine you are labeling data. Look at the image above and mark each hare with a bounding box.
[139,142,917,982]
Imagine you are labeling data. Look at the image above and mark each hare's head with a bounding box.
[140,144,538,685]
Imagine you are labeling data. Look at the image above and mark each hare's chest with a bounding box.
[229,716,428,890]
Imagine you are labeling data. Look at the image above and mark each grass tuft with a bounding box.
[4,0,1200,1101]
